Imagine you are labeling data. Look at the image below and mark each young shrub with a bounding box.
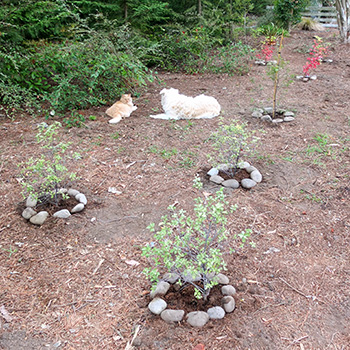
[19,121,79,205]
[142,176,253,301]
[302,36,328,78]
[210,41,254,75]
[208,120,259,178]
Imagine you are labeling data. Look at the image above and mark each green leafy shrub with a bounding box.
[63,110,86,128]
[19,121,79,205]
[253,23,288,43]
[1,32,153,114]
[154,25,220,73]
[0,0,75,45]
[152,27,253,75]
[209,42,254,75]
[208,120,259,178]
[142,177,253,301]
[274,0,310,30]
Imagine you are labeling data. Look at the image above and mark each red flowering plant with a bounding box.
[302,37,328,78]
[256,38,275,63]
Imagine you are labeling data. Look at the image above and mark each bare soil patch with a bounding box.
[1,29,350,349]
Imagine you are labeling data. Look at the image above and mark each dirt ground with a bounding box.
[0,29,350,350]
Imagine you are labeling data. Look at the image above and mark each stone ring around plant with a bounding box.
[207,161,262,189]
[295,75,317,82]
[252,107,295,124]
[147,273,236,327]
[21,188,87,226]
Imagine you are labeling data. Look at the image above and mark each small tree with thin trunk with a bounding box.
[335,0,350,43]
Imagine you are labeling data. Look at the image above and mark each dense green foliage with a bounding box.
[274,0,310,30]
[0,0,295,118]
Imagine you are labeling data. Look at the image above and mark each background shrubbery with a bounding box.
[1,0,313,117]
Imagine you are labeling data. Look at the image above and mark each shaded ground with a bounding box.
[0,29,350,350]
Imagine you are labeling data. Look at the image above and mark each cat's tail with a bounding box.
[109,116,122,124]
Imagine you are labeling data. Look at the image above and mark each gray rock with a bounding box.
[283,111,295,117]
[53,209,71,219]
[221,285,237,296]
[296,75,303,80]
[161,309,185,323]
[310,75,317,80]
[241,178,257,189]
[75,193,87,205]
[29,211,49,226]
[238,161,250,169]
[245,166,257,173]
[148,297,167,315]
[217,164,231,172]
[210,175,224,185]
[68,188,80,197]
[277,109,287,114]
[263,247,280,254]
[71,203,85,213]
[207,306,225,319]
[272,118,284,123]
[302,77,309,82]
[22,207,37,219]
[131,336,142,347]
[250,170,262,183]
[255,60,266,66]
[150,281,170,299]
[26,196,37,208]
[58,188,68,194]
[222,296,236,313]
[186,311,209,327]
[183,270,202,283]
[108,187,122,195]
[207,168,219,176]
[284,116,295,122]
[222,179,239,189]
[261,115,272,122]
[267,60,278,65]
[263,107,273,114]
[163,272,180,284]
[215,273,230,285]
[252,111,263,118]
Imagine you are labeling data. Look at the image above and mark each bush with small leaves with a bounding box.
[142,176,253,301]
[208,120,259,178]
[19,121,80,206]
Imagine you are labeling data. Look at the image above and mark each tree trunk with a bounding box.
[335,0,350,43]
[122,0,128,21]
[198,0,202,16]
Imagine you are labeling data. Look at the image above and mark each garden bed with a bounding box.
[0,29,349,350]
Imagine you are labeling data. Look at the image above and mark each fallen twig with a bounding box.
[92,258,105,275]
[279,277,326,304]
[279,277,310,298]
[125,325,140,350]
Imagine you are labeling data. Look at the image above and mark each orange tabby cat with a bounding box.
[106,94,137,124]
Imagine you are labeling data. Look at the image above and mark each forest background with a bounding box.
[0,0,335,119]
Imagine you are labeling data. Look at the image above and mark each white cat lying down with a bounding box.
[149,88,221,120]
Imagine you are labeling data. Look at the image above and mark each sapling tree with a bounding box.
[19,121,79,206]
[265,34,293,118]
[142,176,253,301]
[208,120,259,178]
